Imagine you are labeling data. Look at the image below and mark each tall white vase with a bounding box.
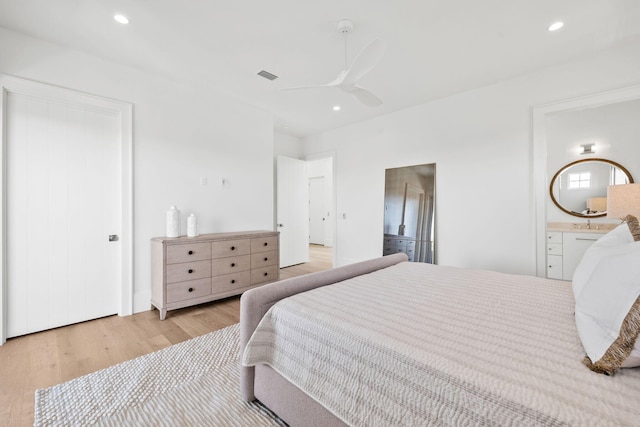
[187,213,198,237]
[166,205,181,237]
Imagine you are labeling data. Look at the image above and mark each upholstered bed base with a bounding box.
[239,253,408,426]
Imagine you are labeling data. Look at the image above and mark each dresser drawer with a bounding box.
[547,243,563,256]
[383,246,396,255]
[166,278,211,303]
[166,242,211,264]
[211,254,251,276]
[211,239,250,258]
[251,265,279,284]
[212,270,251,293]
[547,232,562,244]
[166,260,211,283]
[547,255,563,280]
[251,236,278,253]
[251,250,279,268]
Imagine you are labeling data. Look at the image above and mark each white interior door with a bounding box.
[309,177,325,245]
[4,89,122,338]
[277,156,309,267]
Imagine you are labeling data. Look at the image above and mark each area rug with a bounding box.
[34,324,287,426]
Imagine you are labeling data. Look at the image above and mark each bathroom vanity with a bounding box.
[546,222,615,280]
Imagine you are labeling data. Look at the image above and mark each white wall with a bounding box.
[0,28,274,312]
[302,41,640,274]
[274,131,304,158]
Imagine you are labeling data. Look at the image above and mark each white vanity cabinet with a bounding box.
[546,230,604,281]
[546,232,563,280]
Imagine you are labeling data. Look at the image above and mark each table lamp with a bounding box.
[607,183,640,221]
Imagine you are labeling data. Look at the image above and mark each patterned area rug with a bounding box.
[34,324,286,426]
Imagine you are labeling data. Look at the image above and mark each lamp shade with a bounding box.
[607,183,640,219]
[587,197,607,212]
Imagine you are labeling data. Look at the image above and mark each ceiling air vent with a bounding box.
[257,70,278,81]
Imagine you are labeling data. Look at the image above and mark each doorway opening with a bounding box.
[275,153,335,271]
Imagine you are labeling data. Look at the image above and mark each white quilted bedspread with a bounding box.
[242,262,640,426]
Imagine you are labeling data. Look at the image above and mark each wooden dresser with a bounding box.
[151,230,279,320]
[383,234,416,261]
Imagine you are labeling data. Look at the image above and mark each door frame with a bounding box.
[0,75,133,344]
[308,176,325,245]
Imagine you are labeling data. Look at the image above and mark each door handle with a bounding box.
[277,223,284,227]
[108,235,119,242]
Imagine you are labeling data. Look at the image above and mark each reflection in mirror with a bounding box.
[383,164,435,263]
[549,158,633,218]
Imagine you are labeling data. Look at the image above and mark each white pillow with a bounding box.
[573,239,640,374]
[572,224,634,300]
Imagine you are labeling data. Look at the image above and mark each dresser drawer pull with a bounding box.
[188,269,194,274]
[263,242,268,246]
[188,250,193,255]
[231,279,236,284]
[264,257,268,261]
[264,272,268,276]
[231,262,236,267]
[231,246,236,251]
[188,287,194,292]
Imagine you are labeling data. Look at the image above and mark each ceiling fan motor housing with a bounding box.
[337,19,353,34]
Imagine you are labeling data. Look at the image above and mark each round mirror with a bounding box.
[550,158,634,218]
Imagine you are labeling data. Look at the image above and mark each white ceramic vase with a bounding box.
[166,205,181,237]
[187,213,198,237]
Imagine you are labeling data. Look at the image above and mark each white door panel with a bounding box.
[277,156,309,267]
[6,93,120,337]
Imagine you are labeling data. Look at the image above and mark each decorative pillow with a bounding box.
[573,227,640,375]
[572,223,634,300]
[626,215,640,241]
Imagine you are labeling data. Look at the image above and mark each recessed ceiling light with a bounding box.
[333,105,341,111]
[548,21,564,32]
[114,14,130,25]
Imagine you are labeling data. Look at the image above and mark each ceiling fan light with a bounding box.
[548,21,564,32]
[114,14,130,25]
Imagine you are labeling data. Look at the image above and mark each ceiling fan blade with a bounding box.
[345,86,383,107]
[281,71,346,91]
[342,38,387,87]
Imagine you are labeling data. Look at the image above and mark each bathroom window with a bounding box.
[611,166,629,185]
[568,171,591,189]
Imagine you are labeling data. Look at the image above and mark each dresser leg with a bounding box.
[160,309,167,320]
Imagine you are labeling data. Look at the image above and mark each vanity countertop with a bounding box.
[547,221,617,233]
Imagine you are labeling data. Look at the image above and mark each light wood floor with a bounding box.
[0,245,333,426]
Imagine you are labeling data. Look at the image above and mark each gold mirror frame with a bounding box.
[549,158,634,218]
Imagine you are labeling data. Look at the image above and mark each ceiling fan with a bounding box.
[282,19,387,107]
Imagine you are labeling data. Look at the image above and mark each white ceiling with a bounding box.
[1,0,639,137]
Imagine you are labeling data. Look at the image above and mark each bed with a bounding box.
[240,247,640,426]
